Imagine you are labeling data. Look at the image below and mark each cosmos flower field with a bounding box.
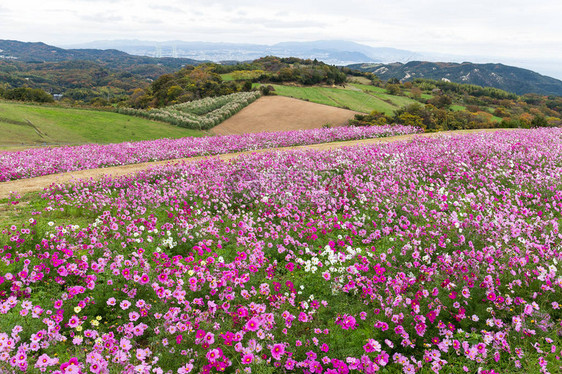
[0,128,561,373]
[0,125,420,182]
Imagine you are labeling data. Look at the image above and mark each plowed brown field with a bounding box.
[211,96,359,135]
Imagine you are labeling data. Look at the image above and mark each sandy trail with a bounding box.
[0,128,512,199]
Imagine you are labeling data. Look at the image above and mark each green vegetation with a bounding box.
[260,84,413,114]
[0,60,152,106]
[221,70,265,82]
[256,76,562,131]
[352,83,419,108]
[119,91,261,130]
[0,101,203,147]
[0,86,54,103]
[450,104,466,112]
[214,56,349,86]
[127,65,255,109]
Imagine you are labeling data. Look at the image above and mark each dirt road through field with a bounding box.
[0,129,513,199]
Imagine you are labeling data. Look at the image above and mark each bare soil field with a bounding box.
[0,128,514,199]
[211,96,359,135]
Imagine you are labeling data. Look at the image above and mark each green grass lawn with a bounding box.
[221,71,263,81]
[0,101,204,148]
[261,84,415,115]
[350,84,419,108]
[450,105,466,111]
[351,84,387,94]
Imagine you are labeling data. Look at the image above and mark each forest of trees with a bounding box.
[351,78,562,130]
[0,85,54,103]
[212,57,349,85]
[127,65,249,108]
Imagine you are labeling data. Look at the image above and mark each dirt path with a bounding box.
[211,96,360,135]
[0,128,513,199]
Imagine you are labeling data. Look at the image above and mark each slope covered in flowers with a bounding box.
[0,125,420,182]
[0,128,561,373]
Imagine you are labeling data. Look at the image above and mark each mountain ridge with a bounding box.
[348,61,562,96]
[0,39,203,70]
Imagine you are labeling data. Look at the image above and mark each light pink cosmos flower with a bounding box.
[68,315,80,328]
[120,300,131,310]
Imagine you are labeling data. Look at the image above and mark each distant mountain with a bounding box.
[0,39,203,70]
[63,39,420,66]
[349,61,562,96]
[4,39,562,97]
[0,40,206,101]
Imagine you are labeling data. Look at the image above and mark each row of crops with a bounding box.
[117,91,261,129]
[0,125,421,182]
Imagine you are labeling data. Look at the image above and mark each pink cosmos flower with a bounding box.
[120,300,131,310]
[242,353,254,364]
[271,343,285,360]
[68,315,80,328]
[246,317,260,332]
[206,348,220,363]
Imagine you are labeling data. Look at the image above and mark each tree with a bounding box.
[428,95,452,109]
[531,115,548,128]
[410,87,422,100]
[242,81,253,92]
[349,111,390,127]
[3,87,54,103]
[167,85,184,102]
[129,88,152,109]
[398,113,424,129]
[385,84,401,96]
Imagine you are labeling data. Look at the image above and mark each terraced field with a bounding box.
[262,84,418,114]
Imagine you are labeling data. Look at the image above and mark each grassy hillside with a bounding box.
[260,84,419,114]
[0,101,204,149]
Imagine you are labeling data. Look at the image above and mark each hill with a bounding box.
[0,101,203,149]
[0,40,207,104]
[259,84,418,115]
[0,40,202,71]
[251,77,561,132]
[348,61,562,96]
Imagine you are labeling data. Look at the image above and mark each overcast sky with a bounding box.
[2,0,561,77]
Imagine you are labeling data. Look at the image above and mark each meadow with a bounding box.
[0,125,421,182]
[261,84,419,115]
[0,128,560,373]
[0,101,203,148]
